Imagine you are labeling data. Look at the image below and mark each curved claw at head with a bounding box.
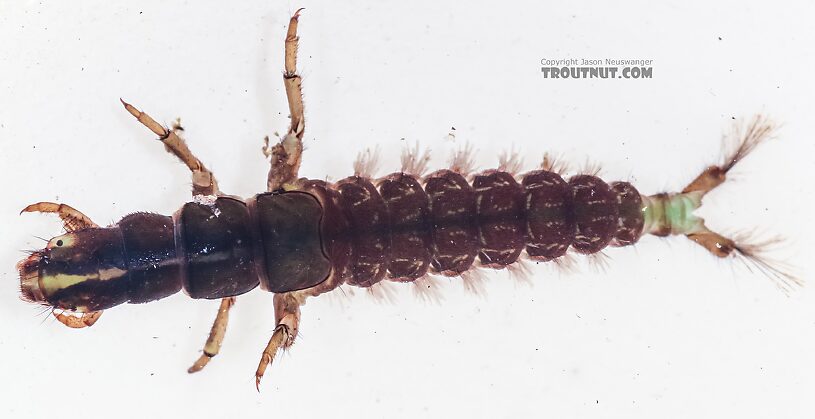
[21,202,98,232]
[53,310,103,329]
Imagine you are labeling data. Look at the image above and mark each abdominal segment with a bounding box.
[296,167,645,293]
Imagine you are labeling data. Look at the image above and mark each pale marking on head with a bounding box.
[40,267,128,295]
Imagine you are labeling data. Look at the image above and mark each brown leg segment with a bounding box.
[120,99,219,196]
[188,297,236,373]
[255,292,302,391]
[266,9,305,192]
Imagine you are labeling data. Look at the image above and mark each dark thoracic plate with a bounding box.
[179,197,260,299]
[255,191,331,293]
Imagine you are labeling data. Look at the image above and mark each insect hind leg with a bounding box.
[266,9,305,192]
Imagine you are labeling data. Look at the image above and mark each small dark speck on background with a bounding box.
[718,36,722,40]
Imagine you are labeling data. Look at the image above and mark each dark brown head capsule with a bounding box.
[18,212,183,312]
[18,228,130,312]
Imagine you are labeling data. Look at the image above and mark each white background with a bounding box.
[2,1,814,418]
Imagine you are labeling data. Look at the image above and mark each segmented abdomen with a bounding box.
[298,168,645,290]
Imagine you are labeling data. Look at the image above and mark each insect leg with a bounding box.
[21,202,98,232]
[255,292,301,391]
[187,296,236,373]
[265,9,305,191]
[120,100,241,369]
[120,99,219,196]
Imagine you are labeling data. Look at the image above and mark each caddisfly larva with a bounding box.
[15,10,800,391]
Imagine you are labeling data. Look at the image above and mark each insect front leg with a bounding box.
[120,100,241,372]
[265,9,305,192]
[188,297,236,373]
[120,99,220,196]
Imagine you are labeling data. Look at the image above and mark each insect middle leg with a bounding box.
[121,100,237,372]
[264,8,305,192]
[253,10,312,390]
